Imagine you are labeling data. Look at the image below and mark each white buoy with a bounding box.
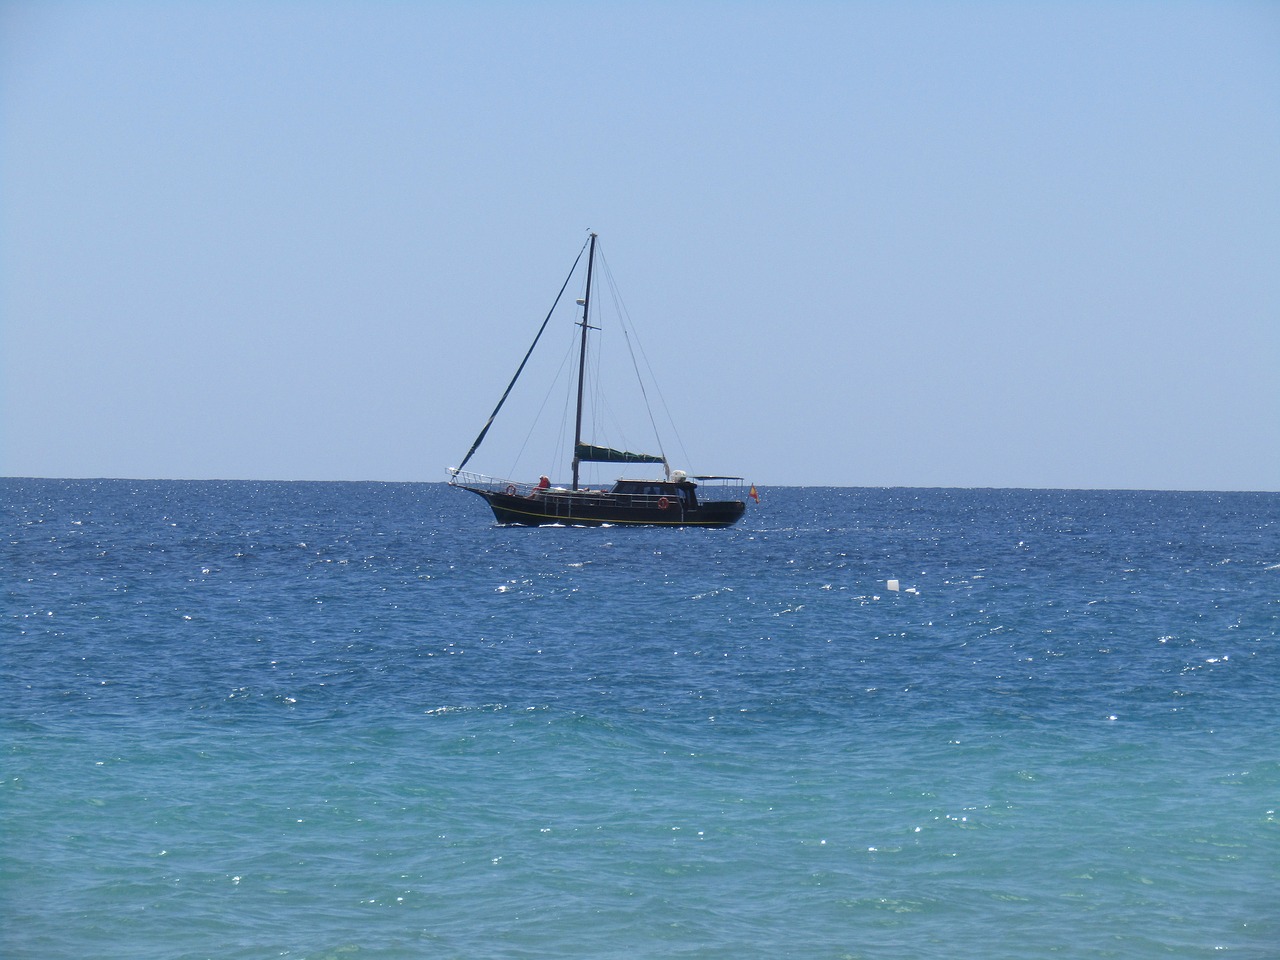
[887,579,900,592]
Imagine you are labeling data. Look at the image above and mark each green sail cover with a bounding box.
[575,442,666,465]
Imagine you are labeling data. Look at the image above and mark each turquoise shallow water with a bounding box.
[3,480,1277,959]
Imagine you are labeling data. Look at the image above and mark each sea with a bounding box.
[2,479,1277,960]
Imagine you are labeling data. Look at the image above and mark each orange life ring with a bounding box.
[658,496,670,510]
[505,484,517,496]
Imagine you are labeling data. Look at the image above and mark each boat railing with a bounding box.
[690,476,749,502]
[447,469,529,495]
[450,468,748,506]
[449,471,602,500]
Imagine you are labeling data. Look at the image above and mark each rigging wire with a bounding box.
[453,237,589,475]
[507,327,576,481]
[456,233,698,486]
[580,246,658,474]
[596,243,693,470]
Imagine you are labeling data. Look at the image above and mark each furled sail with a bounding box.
[453,240,589,476]
[575,442,666,465]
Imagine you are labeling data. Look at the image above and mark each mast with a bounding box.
[571,232,597,491]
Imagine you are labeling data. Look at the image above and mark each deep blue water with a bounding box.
[3,480,1277,959]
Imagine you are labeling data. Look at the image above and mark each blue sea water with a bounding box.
[2,479,1277,959]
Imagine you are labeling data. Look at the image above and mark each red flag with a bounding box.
[749,485,759,503]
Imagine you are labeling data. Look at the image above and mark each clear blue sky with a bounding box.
[3,1,1277,489]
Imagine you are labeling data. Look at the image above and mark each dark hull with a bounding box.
[462,487,745,528]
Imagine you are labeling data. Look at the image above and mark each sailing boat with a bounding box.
[449,233,749,527]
